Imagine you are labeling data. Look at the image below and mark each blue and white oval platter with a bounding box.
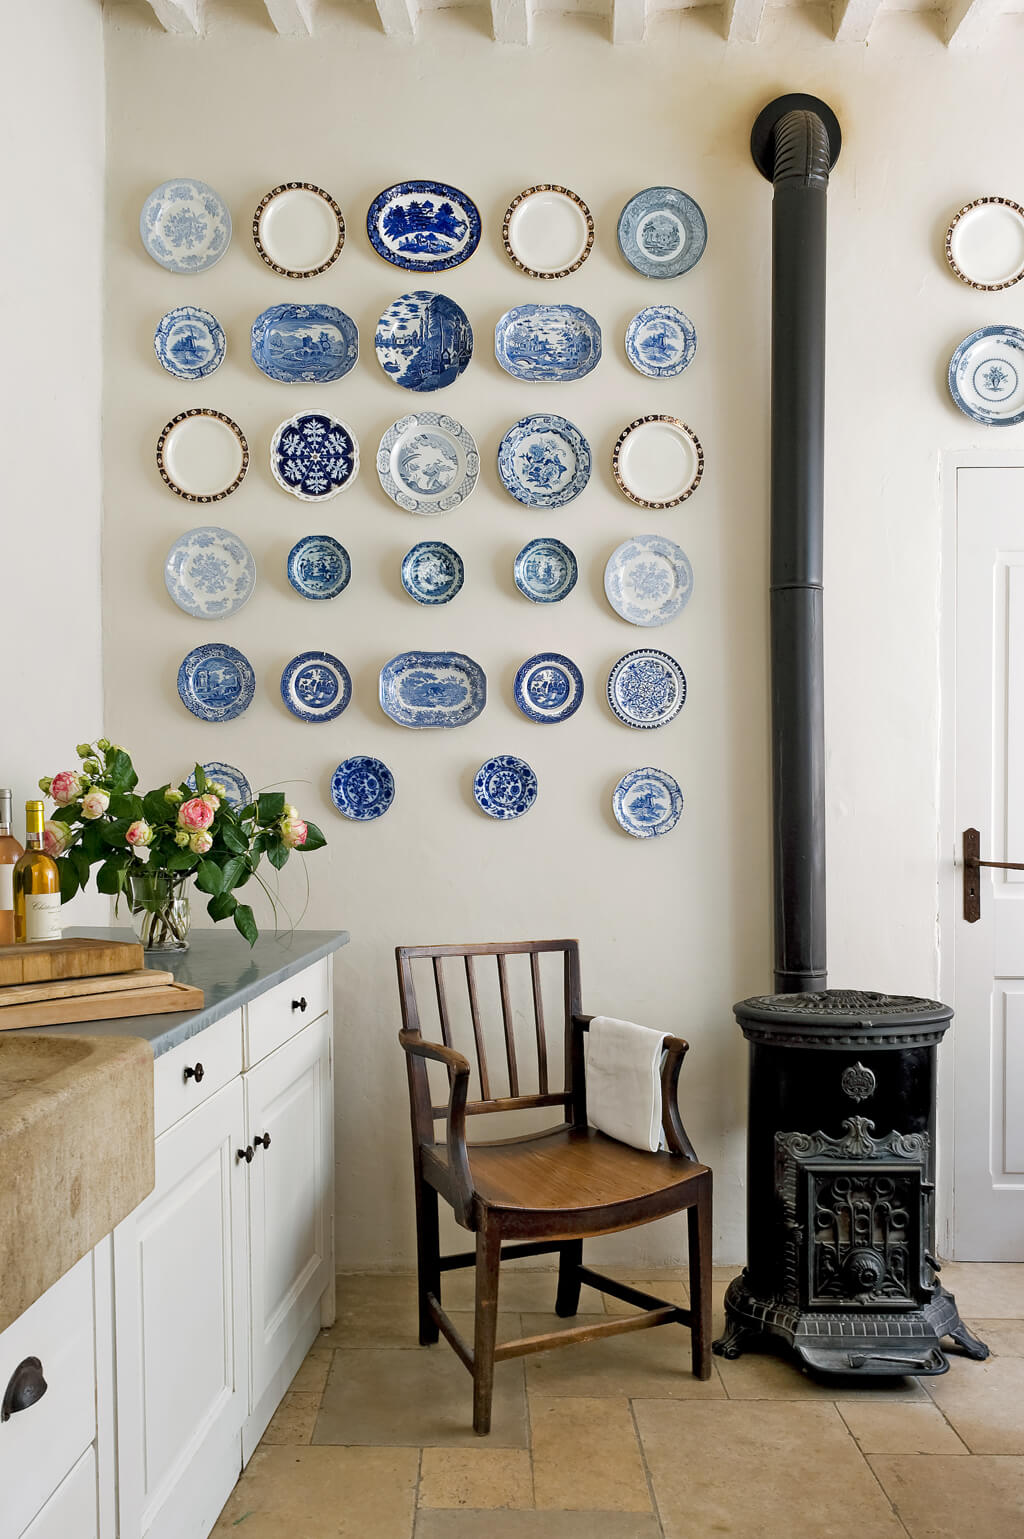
[177,643,255,723]
[513,653,584,724]
[251,304,358,384]
[513,538,578,604]
[140,179,231,274]
[625,306,697,379]
[375,291,473,392]
[154,306,226,380]
[286,535,351,600]
[612,767,683,838]
[494,305,601,383]
[497,414,591,508]
[617,187,707,280]
[474,756,538,820]
[367,181,481,273]
[401,541,464,604]
[330,756,396,821]
[380,651,486,729]
[186,762,251,809]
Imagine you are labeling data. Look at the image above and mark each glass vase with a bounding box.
[129,871,191,952]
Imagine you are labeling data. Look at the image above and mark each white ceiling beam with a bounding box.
[946,0,999,45]
[263,0,317,35]
[612,0,647,44]
[492,0,532,45]
[832,0,884,41]
[722,0,767,43]
[144,0,204,33]
[375,0,418,38]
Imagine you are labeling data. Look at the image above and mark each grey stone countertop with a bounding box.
[24,927,349,1058]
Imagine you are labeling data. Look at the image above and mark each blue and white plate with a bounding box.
[286,535,351,600]
[375,291,473,392]
[617,187,707,279]
[379,651,486,729]
[494,305,601,383]
[401,542,464,605]
[513,653,584,724]
[251,304,358,384]
[154,306,226,380]
[948,326,1024,426]
[186,762,251,809]
[164,526,255,620]
[377,413,479,514]
[474,756,538,820]
[177,643,255,723]
[367,181,481,273]
[607,649,686,729]
[280,651,352,723]
[513,538,578,604]
[612,767,683,838]
[330,756,396,821]
[497,414,591,509]
[270,412,358,501]
[604,536,693,627]
[140,179,231,274]
[625,307,697,378]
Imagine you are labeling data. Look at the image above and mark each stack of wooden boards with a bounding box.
[0,938,204,1030]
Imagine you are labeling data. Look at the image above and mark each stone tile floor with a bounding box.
[213,1263,1024,1538]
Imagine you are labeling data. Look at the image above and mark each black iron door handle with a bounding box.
[2,1357,47,1422]
[962,828,1024,921]
[184,1063,205,1084]
[253,1133,272,1150]
[292,996,308,1013]
[236,1146,254,1164]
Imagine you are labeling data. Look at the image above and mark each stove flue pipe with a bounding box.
[751,94,841,995]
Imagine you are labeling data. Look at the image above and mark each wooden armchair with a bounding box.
[396,938,712,1434]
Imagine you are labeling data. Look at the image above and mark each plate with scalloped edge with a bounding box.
[612,767,683,838]
[330,756,395,821]
[607,648,686,729]
[474,755,538,819]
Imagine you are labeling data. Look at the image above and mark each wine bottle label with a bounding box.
[0,865,12,912]
[25,893,61,942]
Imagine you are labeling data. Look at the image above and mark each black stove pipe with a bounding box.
[751,95,841,994]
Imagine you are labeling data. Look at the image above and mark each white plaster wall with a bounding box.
[101,3,1024,1266]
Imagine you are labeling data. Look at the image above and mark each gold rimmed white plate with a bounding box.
[611,416,703,509]
[502,185,594,279]
[946,197,1024,291]
[252,182,345,278]
[156,409,249,503]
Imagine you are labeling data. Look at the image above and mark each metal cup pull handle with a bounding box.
[2,1357,47,1422]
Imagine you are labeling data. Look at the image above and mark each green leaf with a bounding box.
[257,791,286,824]
[95,859,126,896]
[300,821,327,852]
[110,792,144,821]
[250,830,270,857]
[207,890,238,922]
[58,858,80,903]
[192,763,208,794]
[219,855,248,891]
[267,838,289,871]
[144,787,173,824]
[107,749,134,790]
[233,903,258,946]
[79,824,105,860]
[219,822,248,855]
[166,849,199,871]
[100,819,132,848]
[50,805,79,824]
[69,846,92,885]
[193,859,224,895]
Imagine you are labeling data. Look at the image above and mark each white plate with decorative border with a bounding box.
[140,178,231,273]
[612,416,703,509]
[946,197,1024,291]
[377,413,479,514]
[604,535,694,627]
[164,526,255,620]
[252,183,345,277]
[607,648,687,729]
[502,185,594,279]
[156,409,249,503]
[612,767,683,838]
[948,325,1024,426]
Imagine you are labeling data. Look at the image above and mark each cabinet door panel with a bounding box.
[21,1446,97,1539]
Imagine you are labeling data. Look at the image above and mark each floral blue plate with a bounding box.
[286,535,351,600]
[513,653,584,724]
[617,187,706,279]
[186,763,251,809]
[513,538,578,604]
[625,306,697,378]
[607,649,686,729]
[154,306,225,380]
[494,304,601,383]
[375,291,473,392]
[367,181,481,273]
[497,414,591,508]
[474,756,538,820]
[377,413,479,514]
[401,542,464,605]
[251,304,358,384]
[140,179,231,273]
[380,651,486,729]
[270,412,358,501]
[612,767,683,838]
[330,756,395,821]
[177,643,255,723]
[280,651,352,723]
[604,536,693,627]
[948,325,1024,426]
[164,526,255,620]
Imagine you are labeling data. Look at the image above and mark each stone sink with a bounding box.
[0,1032,154,1333]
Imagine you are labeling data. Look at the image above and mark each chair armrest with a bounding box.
[571,1017,699,1161]
[399,1032,474,1223]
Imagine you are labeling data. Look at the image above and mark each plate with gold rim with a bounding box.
[612,416,703,509]
[502,185,594,279]
[252,183,345,278]
[156,409,249,503]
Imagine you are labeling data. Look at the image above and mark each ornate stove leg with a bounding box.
[712,1316,751,1360]
[946,1321,990,1361]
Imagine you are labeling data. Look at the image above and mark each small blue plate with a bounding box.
[367,181,481,273]
[625,306,697,378]
[280,651,352,723]
[612,767,683,838]
[497,414,591,508]
[186,762,251,809]
[380,651,486,729]
[513,654,584,724]
[604,535,693,627]
[617,187,707,279]
[495,304,601,383]
[401,542,464,605]
[251,304,358,384]
[164,526,255,620]
[474,756,538,820]
[948,325,1024,425]
[287,535,351,600]
[377,413,479,514]
[607,649,686,730]
[154,306,226,380]
[177,643,255,722]
[513,538,578,604]
[140,179,231,273]
[375,291,473,392]
[330,756,395,821]
[270,412,359,501]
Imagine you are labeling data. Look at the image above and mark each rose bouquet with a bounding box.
[40,740,325,949]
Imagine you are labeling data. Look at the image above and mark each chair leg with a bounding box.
[414,1175,440,1346]
[472,1218,501,1435]
[555,1238,584,1318]
[687,1176,713,1380]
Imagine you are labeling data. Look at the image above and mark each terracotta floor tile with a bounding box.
[418,1449,534,1510]
[870,1453,1024,1538]
[531,1396,651,1512]
[260,1390,323,1446]
[924,1352,1024,1453]
[838,1401,969,1455]
[520,1312,726,1400]
[415,1513,661,1539]
[211,1446,418,1538]
[937,1263,1024,1319]
[290,1346,333,1393]
[715,1346,925,1401]
[965,1318,1024,1356]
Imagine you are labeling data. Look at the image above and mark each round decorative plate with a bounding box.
[252,183,344,277]
[612,416,703,509]
[503,185,594,279]
[374,291,473,392]
[948,326,1024,426]
[513,653,584,724]
[280,651,352,723]
[401,541,464,605]
[604,535,694,627]
[154,306,225,380]
[946,197,1024,291]
[612,767,683,838]
[186,762,251,809]
[607,649,687,729]
[617,187,707,279]
[177,642,255,723]
[270,412,359,500]
[625,306,697,379]
[377,413,479,513]
[367,180,481,273]
[140,179,231,273]
[164,526,255,620]
[156,409,249,503]
[251,303,358,384]
[494,304,602,383]
[497,414,591,508]
[474,755,538,819]
[513,537,578,604]
[286,535,351,600]
[330,756,395,821]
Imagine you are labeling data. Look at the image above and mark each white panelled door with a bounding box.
[953,466,1024,1259]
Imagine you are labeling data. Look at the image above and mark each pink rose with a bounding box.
[43,820,73,856]
[201,793,220,812]
[125,820,153,847]
[80,790,110,820]
[50,770,84,806]
[178,796,215,832]
[279,815,308,849]
[189,829,213,855]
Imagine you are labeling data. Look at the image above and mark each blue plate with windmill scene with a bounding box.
[401,541,464,605]
[186,762,251,809]
[379,651,486,729]
[286,535,351,600]
[375,291,473,392]
[494,304,601,383]
[625,306,697,379]
[497,414,591,508]
[280,651,352,723]
[251,304,358,384]
[367,181,481,274]
[513,653,584,724]
[154,306,225,380]
[513,538,578,604]
[617,187,707,279]
[331,756,396,821]
[612,767,683,838]
[177,643,255,723]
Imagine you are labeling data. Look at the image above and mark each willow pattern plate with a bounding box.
[604,535,693,627]
[154,306,225,380]
[612,767,683,838]
[280,651,352,723]
[607,649,687,729]
[251,304,358,384]
[286,535,351,600]
[625,306,697,379]
[617,187,706,279]
[946,197,1024,291]
[177,643,255,723]
[252,183,345,277]
[330,756,395,821]
[164,526,255,620]
[270,412,359,501]
[498,414,591,508]
[156,409,249,503]
[513,653,584,724]
[401,542,464,605]
[612,416,703,509]
[374,291,473,392]
[367,181,481,273]
[140,179,231,273]
[502,185,594,279]
[186,763,251,809]
[513,537,578,604]
[948,326,1024,426]
[377,413,479,514]
[474,755,538,820]
[495,304,601,382]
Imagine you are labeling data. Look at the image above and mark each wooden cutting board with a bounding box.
[0,968,175,1008]
[0,981,205,1030]
[0,937,145,987]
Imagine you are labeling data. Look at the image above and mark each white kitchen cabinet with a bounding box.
[20,1447,98,1539]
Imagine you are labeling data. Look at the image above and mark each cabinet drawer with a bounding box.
[154,1008,243,1137]
[0,1255,95,1539]
[245,961,329,1068]
[21,1446,97,1539]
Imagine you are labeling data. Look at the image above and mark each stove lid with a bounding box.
[733,988,953,1047]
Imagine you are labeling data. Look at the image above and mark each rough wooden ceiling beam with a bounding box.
[492,0,532,44]
[612,0,647,44]
[264,0,317,35]
[722,0,768,43]
[144,0,204,32]
[375,0,418,38]
[945,0,999,45]
[832,0,884,41]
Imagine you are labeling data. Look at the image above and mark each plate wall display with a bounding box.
[270,412,359,500]
[607,648,687,729]
[948,326,1024,426]
[502,185,594,279]
[401,541,465,605]
[376,413,479,513]
[513,536,578,604]
[280,651,352,723]
[366,181,481,273]
[379,650,486,729]
[612,415,703,508]
[252,183,344,277]
[140,179,231,274]
[374,291,473,392]
[604,535,694,627]
[494,304,601,383]
[251,304,358,384]
[154,306,226,381]
[330,756,395,821]
[945,197,1024,291]
[286,535,351,600]
[513,653,584,724]
[624,306,697,379]
[186,762,251,809]
[164,526,256,620]
[177,642,255,723]
[473,755,538,820]
[497,414,591,508]
[156,409,249,503]
[612,767,683,839]
[617,187,707,279]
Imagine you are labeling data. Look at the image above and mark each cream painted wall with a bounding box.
[101,3,1024,1266]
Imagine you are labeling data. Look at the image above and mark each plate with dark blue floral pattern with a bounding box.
[330,756,395,821]
[473,755,538,819]
[367,181,481,273]
[497,414,591,508]
[270,412,359,501]
[607,649,686,729]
